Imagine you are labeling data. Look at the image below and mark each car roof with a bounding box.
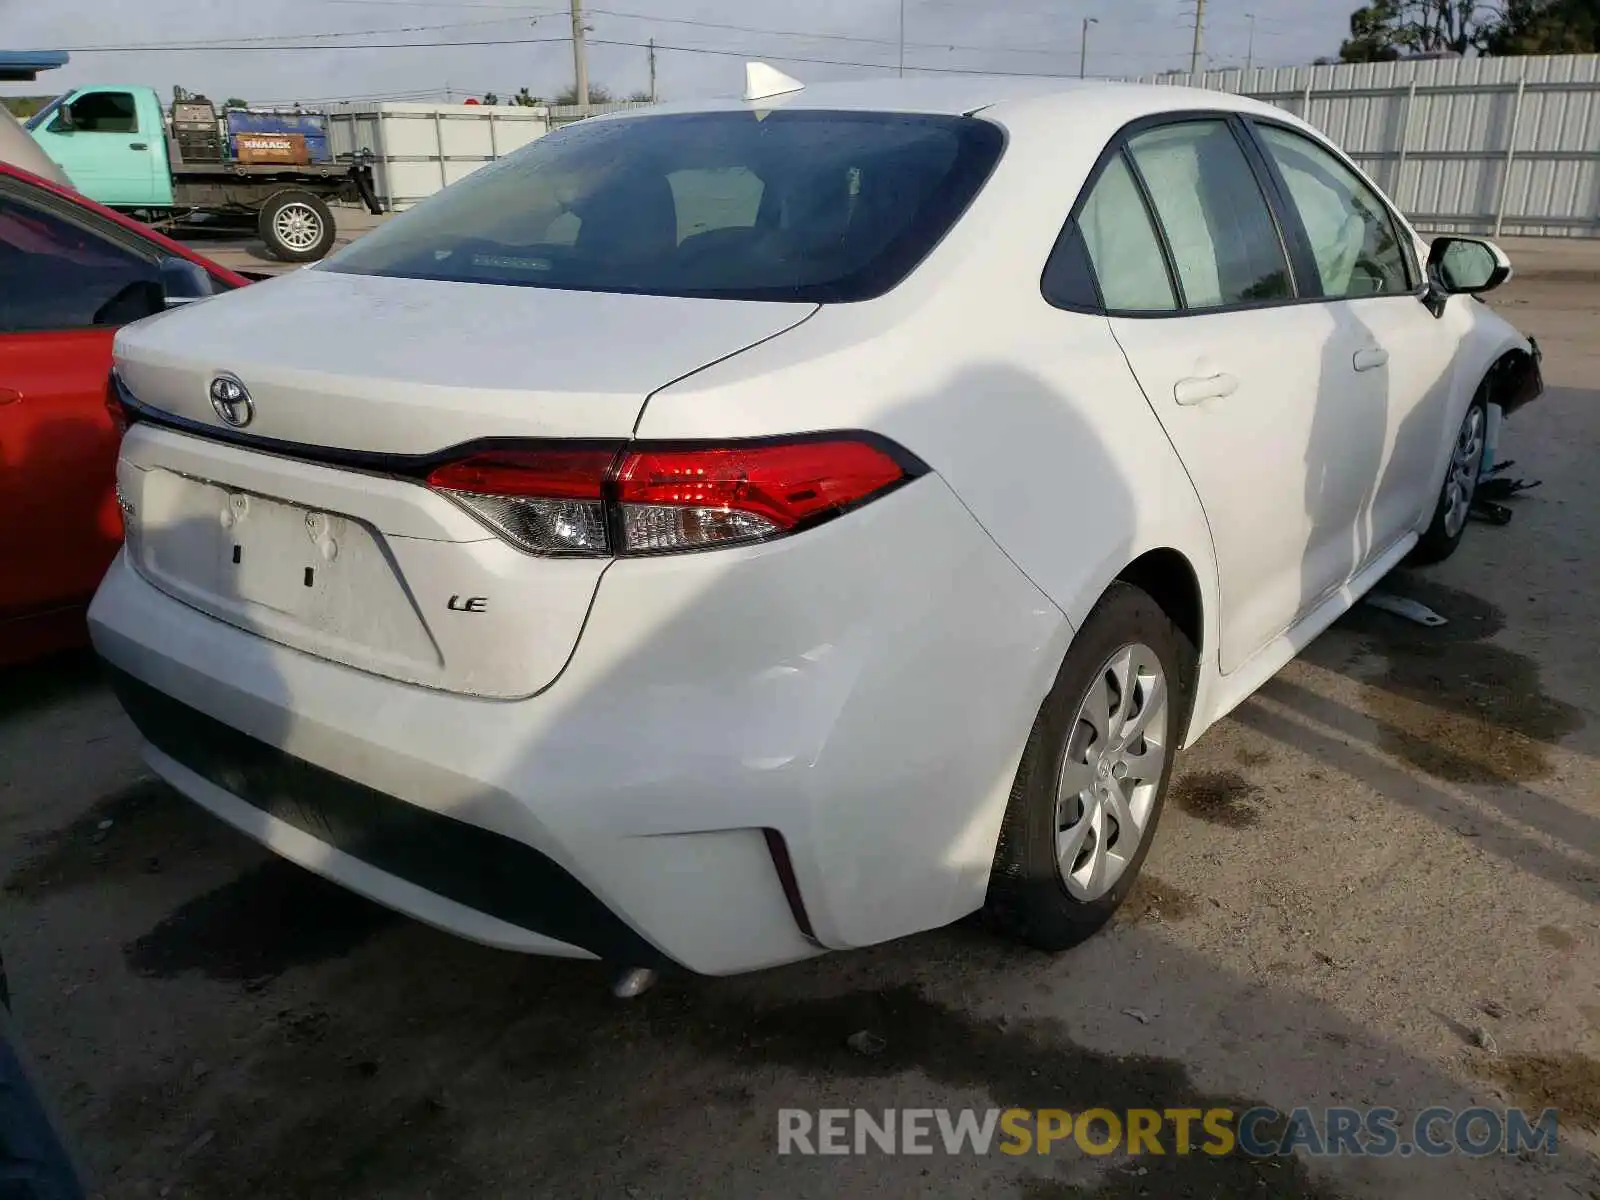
[609,74,1286,123]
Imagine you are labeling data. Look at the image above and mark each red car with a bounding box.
[0,160,249,666]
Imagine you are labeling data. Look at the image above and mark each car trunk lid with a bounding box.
[111,270,816,697]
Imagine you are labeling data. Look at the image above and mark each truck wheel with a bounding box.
[259,190,336,262]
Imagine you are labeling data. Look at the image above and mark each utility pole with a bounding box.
[647,37,658,101]
[898,0,905,77]
[1245,12,1256,75]
[1080,16,1098,79]
[570,0,591,116]
[1189,0,1206,76]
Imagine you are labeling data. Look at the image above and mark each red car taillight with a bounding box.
[426,435,920,557]
[106,375,135,435]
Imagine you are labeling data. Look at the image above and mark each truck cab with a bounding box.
[27,86,174,208]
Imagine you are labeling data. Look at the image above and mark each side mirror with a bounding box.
[158,257,218,308]
[50,102,76,133]
[1428,236,1512,296]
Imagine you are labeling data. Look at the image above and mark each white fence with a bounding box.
[319,56,1600,235]
[1136,54,1600,238]
[324,102,552,210]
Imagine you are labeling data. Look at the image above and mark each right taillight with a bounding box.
[426,435,922,557]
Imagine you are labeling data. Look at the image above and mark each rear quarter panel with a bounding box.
[635,103,1224,741]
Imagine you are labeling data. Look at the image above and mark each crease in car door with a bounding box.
[1085,118,1356,676]
[1252,121,1461,574]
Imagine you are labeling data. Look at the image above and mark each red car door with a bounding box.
[0,324,119,638]
[0,169,242,664]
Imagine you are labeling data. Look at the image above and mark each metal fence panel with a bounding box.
[1132,53,1600,237]
[324,101,551,209]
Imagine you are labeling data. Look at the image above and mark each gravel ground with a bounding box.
[0,279,1596,1200]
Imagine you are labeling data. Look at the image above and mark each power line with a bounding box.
[201,0,1144,61]
[582,6,1081,59]
[55,24,1201,73]
[323,0,545,7]
[56,36,570,53]
[62,16,543,53]
[54,31,1189,67]
[54,33,1077,75]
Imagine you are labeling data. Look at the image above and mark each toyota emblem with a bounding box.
[209,374,254,428]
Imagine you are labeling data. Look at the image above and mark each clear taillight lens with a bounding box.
[427,447,618,555]
[425,436,921,557]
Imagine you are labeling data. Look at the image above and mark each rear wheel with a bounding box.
[986,582,1193,951]
[1410,392,1487,566]
[258,190,336,262]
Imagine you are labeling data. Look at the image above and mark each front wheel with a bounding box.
[986,582,1194,952]
[258,190,336,262]
[1409,393,1487,566]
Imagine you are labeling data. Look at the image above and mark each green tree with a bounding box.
[627,89,654,102]
[482,91,500,105]
[1339,0,1499,61]
[1486,0,1600,51]
[1,96,49,118]
[553,82,614,105]
[223,97,248,110]
[512,86,544,107]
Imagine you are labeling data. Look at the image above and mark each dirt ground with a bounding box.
[1,279,1596,1200]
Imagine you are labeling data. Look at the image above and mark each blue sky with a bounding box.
[3,0,1351,107]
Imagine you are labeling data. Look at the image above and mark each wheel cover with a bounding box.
[1442,404,1485,539]
[272,202,323,251]
[1054,642,1170,902]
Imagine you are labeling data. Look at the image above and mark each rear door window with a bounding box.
[1125,120,1293,310]
[1074,153,1177,312]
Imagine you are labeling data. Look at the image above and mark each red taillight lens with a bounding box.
[616,442,906,529]
[106,376,133,435]
[426,447,618,499]
[426,436,917,557]
[615,441,908,552]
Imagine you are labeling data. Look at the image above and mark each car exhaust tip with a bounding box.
[611,967,658,1000]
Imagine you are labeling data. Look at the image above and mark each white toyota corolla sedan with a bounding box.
[92,71,1541,977]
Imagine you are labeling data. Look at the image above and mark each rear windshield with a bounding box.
[324,110,1004,303]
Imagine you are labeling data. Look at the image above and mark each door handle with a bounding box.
[0,388,20,406]
[130,142,149,150]
[1353,347,1390,372]
[1174,373,1239,406]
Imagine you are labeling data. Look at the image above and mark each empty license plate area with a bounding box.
[131,466,443,676]
[222,490,333,614]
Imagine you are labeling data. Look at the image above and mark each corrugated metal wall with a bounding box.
[1134,54,1600,237]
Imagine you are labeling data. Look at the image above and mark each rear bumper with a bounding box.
[90,476,1070,974]
[107,667,665,965]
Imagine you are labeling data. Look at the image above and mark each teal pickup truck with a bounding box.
[27,85,380,261]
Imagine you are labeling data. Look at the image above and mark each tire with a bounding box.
[257,190,336,263]
[986,582,1194,952]
[1409,391,1488,566]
